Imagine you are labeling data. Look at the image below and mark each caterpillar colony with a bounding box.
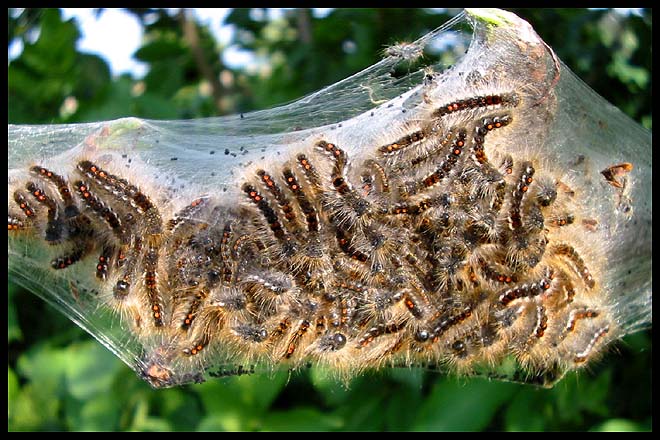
[8,9,651,388]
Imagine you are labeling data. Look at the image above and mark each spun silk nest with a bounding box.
[8,9,651,389]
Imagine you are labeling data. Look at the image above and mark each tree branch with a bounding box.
[296,8,312,44]
[178,8,225,113]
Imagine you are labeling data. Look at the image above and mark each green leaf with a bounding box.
[135,38,187,63]
[608,54,649,90]
[133,417,174,432]
[64,392,121,431]
[134,91,182,119]
[309,366,355,407]
[63,340,123,400]
[196,414,240,432]
[16,343,69,389]
[195,379,247,429]
[194,371,287,431]
[143,60,185,98]
[73,53,112,100]
[387,367,425,390]
[383,384,424,431]
[8,282,23,343]
[128,396,174,432]
[413,377,518,431]
[591,418,649,432]
[331,375,389,430]
[157,388,197,423]
[552,368,611,425]
[260,407,344,431]
[74,76,134,121]
[232,370,289,413]
[22,9,79,75]
[504,388,547,431]
[8,367,20,419]
[8,383,62,431]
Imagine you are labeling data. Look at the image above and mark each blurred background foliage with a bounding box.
[7,8,651,432]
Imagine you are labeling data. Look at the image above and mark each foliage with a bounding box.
[8,8,652,432]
